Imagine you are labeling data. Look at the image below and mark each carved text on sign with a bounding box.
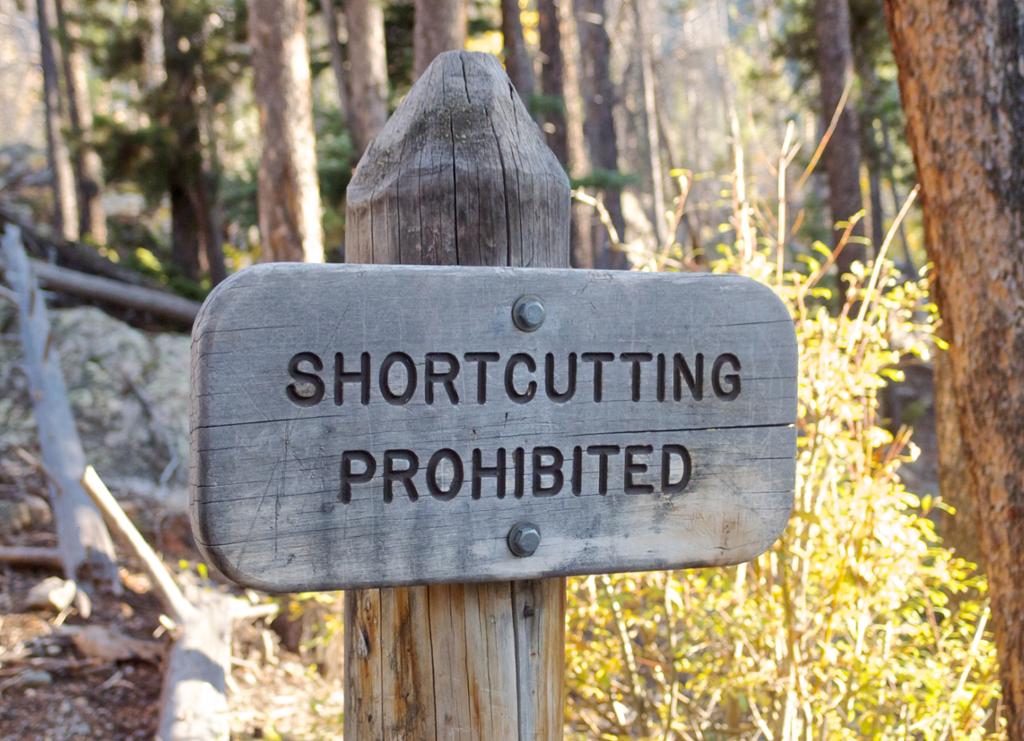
[189,264,797,591]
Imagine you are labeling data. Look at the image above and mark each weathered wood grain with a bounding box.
[349,51,567,741]
[190,263,796,589]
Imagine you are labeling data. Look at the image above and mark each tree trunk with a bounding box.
[161,0,215,280]
[344,51,567,739]
[576,0,626,268]
[195,53,228,286]
[320,0,349,119]
[885,0,1024,733]
[35,0,78,241]
[344,0,389,157]
[536,0,567,164]
[53,0,107,245]
[815,0,865,288]
[412,0,465,80]
[500,0,535,100]
[142,0,165,90]
[249,0,324,263]
[536,0,591,268]
[633,0,667,250]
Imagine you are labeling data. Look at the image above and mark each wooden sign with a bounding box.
[190,263,797,592]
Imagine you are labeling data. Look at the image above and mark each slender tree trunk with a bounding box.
[196,55,227,285]
[500,0,535,100]
[36,0,78,241]
[536,0,567,164]
[854,52,886,251]
[633,0,668,250]
[536,0,591,267]
[815,0,865,287]
[54,0,107,245]
[412,0,465,80]
[249,0,324,263]
[162,0,210,280]
[885,1,1024,734]
[576,0,626,268]
[344,0,389,157]
[320,0,349,120]
[880,117,913,268]
[557,0,592,269]
[142,0,165,90]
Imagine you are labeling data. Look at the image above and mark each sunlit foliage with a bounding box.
[564,198,1001,739]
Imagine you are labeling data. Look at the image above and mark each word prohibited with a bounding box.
[190,264,798,591]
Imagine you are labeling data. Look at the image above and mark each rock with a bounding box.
[0,499,31,534]
[60,625,164,663]
[0,495,51,534]
[0,304,190,512]
[18,669,53,687]
[25,576,77,612]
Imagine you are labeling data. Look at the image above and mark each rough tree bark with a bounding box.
[249,0,324,263]
[344,51,567,739]
[35,0,79,241]
[413,0,465,80]
[54,0,107,245]
[500,0,535,100]
[815,0,865,286]
[884,0,1024,733]
[577,0,626,268]
[344,0,389,157]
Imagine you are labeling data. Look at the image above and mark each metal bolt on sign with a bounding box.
[512,295,546,332]
[508,522,542,557]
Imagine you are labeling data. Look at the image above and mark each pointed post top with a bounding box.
[346,51,570,268]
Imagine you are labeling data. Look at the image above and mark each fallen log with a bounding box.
[24,258,199,326]
[81,466,232,741]
[0,207,159,289]
[0,209,201,328]
[0,546,62,569]
[1,225,120,599]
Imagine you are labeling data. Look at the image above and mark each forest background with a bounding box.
[0,0,1021,738]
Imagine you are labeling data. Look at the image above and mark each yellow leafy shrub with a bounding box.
[565,237,1000,738]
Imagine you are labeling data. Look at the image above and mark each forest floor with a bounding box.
[0,463,346,740]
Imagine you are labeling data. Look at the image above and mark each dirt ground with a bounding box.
[0,462,345,741]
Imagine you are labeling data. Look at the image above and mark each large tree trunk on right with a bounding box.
[885,0,1024,733]
[54,0,107,245]
[344,0,389,157]
[576,0,626,269]
[412,0,465,80]
[815,0,865,288]
[249,0,324,263]
[35,0,78,241]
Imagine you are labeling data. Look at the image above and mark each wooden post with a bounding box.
[343,51,569,739]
